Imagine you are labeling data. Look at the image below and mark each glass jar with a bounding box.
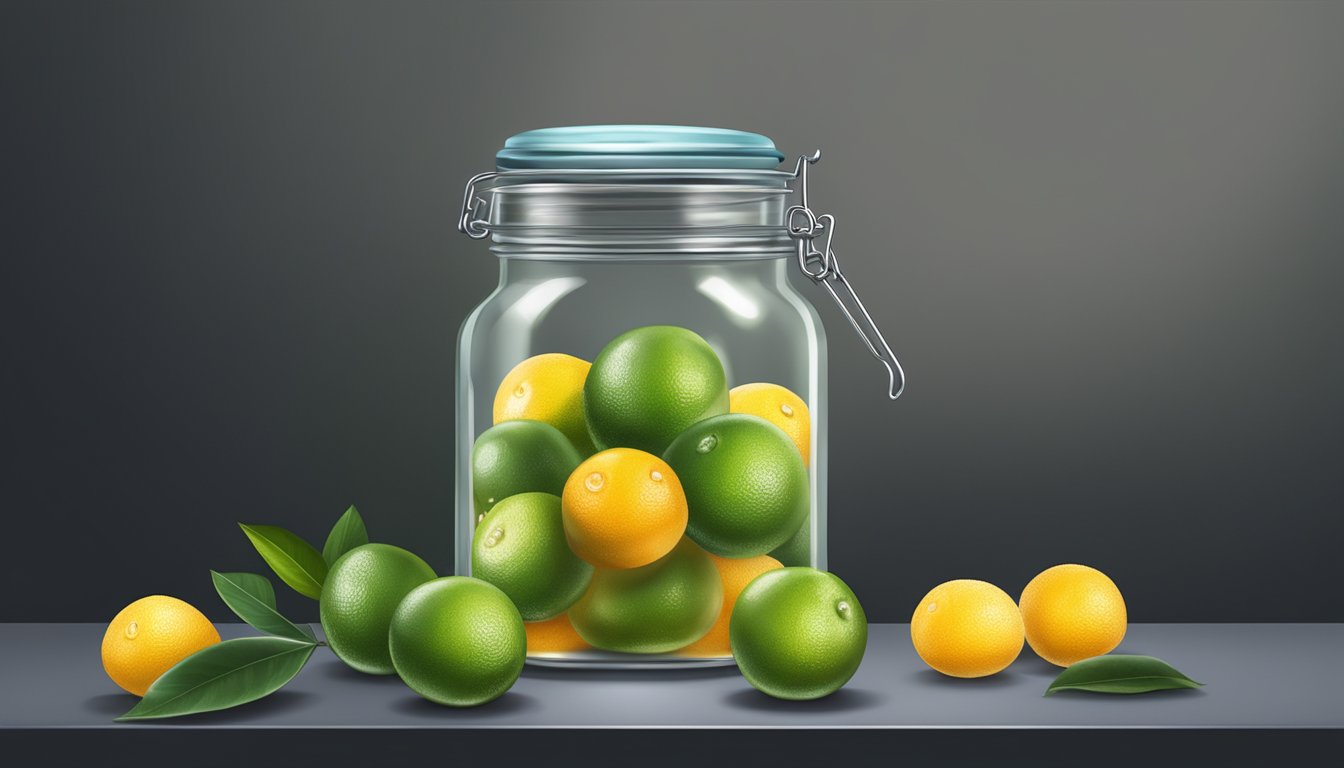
[454,126,903,668]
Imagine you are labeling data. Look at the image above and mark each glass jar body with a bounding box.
[455,254,827,667]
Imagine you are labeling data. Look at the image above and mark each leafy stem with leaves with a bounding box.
[117,506,369,721]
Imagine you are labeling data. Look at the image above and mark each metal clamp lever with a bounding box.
[787,152,906,400]
[458,171,498,239]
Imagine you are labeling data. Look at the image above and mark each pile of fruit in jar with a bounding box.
[470,324,816,657]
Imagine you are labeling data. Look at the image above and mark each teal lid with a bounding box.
[496,125,785,171]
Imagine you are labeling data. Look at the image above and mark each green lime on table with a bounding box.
[730,567,868,700]
[663,413,809,557]
[584,325,729,455]
[471,419,582,514]
[472,492,593,621]
[319,543,437,675]
[389,576,526,707]
[569,537,722,654]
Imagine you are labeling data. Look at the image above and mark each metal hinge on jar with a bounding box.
[788,151,906,400]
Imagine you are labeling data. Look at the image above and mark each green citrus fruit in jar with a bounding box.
[320,543,437,675]
[770,517,811,566]
[471,419,582,514]
[472,492,593,621]
[730,567,868,700]
[583,326,729,455]
[389,576,526,707]
[493,353,596,456]
[663,413,809,557]
[568,537,722,654]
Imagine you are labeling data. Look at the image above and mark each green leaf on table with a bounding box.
[1045,654,1204,696]
[239,523,328,599]
[321,505,368,566]
[116,636,316,721]
[210,570,315,642]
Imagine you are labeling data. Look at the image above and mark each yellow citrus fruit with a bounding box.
[561,448,688,569]
[524,613,591,655]
[493,353,595,455]
[101,595,221,696]
[911,580,1023,678]
[1019,564,1127,667]
[679,553,782,657]
[729,383,810,465]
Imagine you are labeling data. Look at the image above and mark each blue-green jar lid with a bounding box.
[495,125,785,171]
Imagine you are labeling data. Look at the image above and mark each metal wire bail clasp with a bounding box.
[787,152,906,400]
[458,171,498,239]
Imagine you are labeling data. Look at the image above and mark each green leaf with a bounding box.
[321,505,368,566]
[239,523,328,599]
[116,636,316,721]
[210,571,315,642]
[1045,654,1204,696]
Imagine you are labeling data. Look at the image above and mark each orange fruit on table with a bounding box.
[524,613,591,655]
[1019,564,1127,667]
[493,353,595,455]
[729,383,811,465]
[910,579,1023,678]
[561,448,688,569]
[678,553,783,657]
[101,595,221,696]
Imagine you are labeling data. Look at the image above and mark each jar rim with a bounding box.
[464,168,797,255]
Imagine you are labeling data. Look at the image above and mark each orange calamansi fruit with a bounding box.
[101,595,221,696]
[679,553,783,657]
[561,448,688,569]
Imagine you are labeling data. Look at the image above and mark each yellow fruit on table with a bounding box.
[524,613,591,655]
[729,383,810,465]
[493,353,595,455]
[101,595,221,696]
[1019,564,1127,667]
[679,553,782,657]
[911,579,1023,678]
[561,448,688,569]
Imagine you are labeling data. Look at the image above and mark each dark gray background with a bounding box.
[2,0,1341,624]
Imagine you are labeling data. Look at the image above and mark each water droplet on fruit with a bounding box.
[927,602,937,613]
[484,527,504,547]
[476,513,485,524]
[513,384,527,398]
[780,403,794,417]
[650,470,663,482]
[696,435,718,453]
[125,621,138,640]
[836,601,852,619]
[585,472,605,492]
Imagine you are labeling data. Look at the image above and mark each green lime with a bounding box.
[472,420,582,513]
[770,516,812,566]
[663,413,809,557]
[319,543,437,675]
[583,326,729,455]
[389,576,526,707]
[569,538,722,654]
[472,492,593,621]
[730,568,868,700]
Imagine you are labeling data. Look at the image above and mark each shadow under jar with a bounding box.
[454,126,902,669]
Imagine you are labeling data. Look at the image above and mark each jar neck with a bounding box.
[478,173,796,259]
[497,253,791,281]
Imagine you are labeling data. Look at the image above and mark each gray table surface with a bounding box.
[2,623,1340,729]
